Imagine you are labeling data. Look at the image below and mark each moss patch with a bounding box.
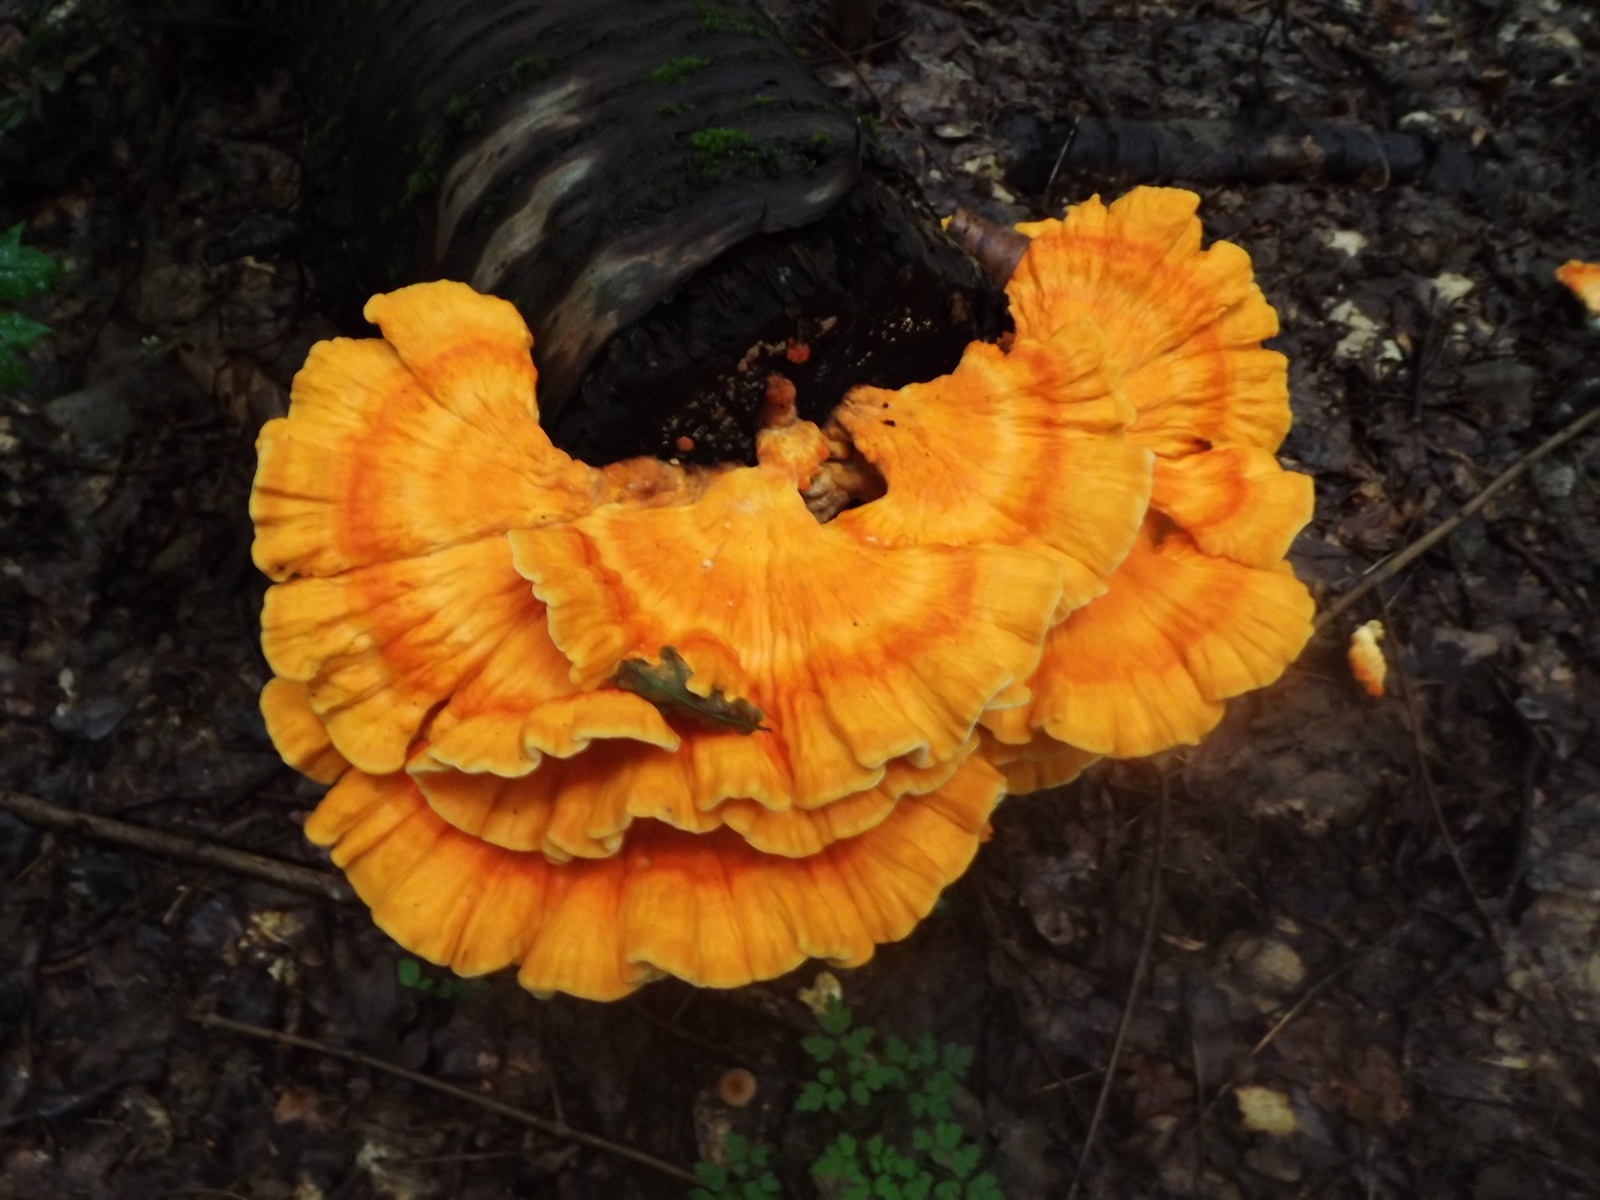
[648,55,710,86]
[689,126,772,178]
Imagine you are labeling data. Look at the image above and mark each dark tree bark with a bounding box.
[269,0,1005,464]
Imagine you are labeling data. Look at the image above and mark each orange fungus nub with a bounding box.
[1348,620,1387,698]
[1556,260,1600,315]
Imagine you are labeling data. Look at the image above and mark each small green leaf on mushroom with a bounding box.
[613,646,768,734]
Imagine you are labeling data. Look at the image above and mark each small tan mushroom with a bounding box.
[717,1068,758,1107]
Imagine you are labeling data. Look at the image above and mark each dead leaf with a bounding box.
[177,340,288,428]
[1235,1085,1297,1136]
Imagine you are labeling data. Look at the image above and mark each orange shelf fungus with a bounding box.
[252,186,1316,999]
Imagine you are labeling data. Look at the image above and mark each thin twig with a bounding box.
[811,25,901,129]
[1380,598,1500,943]
[0,1075,130,1132]
[0,790,353,905]
[190,1012,700,1186]
[1250,957,1351,1058]
[1490,526,1591,615]
[1042,117,1080,209]
[1316,401,1600,632]
[1066,770,1169,1200]
[1200,917,1414,1123]
[1187,988,1206,1195]
[629,997,742,1062]
[1498,707,1545,913]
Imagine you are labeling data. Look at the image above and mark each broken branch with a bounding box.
[190,1012,701,1186]
[1316,399,1600,632]
[1066,769,1170,1200]
[0,790,353,905]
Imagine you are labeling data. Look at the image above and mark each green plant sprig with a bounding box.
[395,956,490,1001]
[691,996,1004,1200]
[692,1133,781,1200]
[0,222,62,390]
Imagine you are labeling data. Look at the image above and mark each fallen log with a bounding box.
[266,0,1005,463]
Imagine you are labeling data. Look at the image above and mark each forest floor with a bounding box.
[1,0,1598,1196]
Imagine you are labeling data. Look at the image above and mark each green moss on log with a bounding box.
[649,55,710,85]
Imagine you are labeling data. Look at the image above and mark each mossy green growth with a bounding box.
[691,995,1006,1200]
[660,100,695,117]
[403,133,444,203]
[694,1,758,35]
[510,53,555,87]
[443,89,485,133]
[689,126,761,175]
[649,55,711,86]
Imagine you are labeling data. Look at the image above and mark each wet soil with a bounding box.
[1,0,1597,1197]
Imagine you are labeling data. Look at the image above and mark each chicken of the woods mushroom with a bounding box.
[250,186,1314,1001]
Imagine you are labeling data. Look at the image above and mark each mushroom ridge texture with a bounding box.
[250,187,1314,1000]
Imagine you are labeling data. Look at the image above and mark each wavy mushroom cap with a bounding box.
[1012,188,1290,457]
[251,282,601,583]
[983,517,1315,758]
[832,315,1152,614]
[509,420,1067,812]
[975,729,1099,796]
[259,677,350,784]
[411,727,978,862]
[304,757,1005,1001]
[974,188,1315,758]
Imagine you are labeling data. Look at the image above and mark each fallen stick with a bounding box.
[0,790,353,905]
[1006,112,1487,199]
[191,1012,701,1186]
[1315,399,1600,632]
[1066,770,1170,1200]
[1380,593,1502,944]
